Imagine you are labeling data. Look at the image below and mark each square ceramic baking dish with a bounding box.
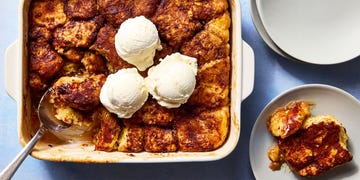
[4,0,254,163]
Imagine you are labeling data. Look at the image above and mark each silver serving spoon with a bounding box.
[0,88,70,180]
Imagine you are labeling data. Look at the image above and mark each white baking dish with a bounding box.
[4,0,254,163]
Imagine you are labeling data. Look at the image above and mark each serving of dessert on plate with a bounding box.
[267,101,353,177]
[26,0,234,157]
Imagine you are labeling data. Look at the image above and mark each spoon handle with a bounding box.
[0,126,47,180]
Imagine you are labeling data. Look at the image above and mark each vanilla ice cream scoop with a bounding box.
[100,68,148,118]
[115,16,162,71]
[145,53,198,108]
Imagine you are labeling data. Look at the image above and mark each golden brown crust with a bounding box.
[29,41,64,79]
[81,51,107,75]
[52,103,94,126]
[189,0,228,21]
[175,106,229,151]
[278,115,353,176]
[90,25,133,73]
[132,0,160,18]
[268,101,311,139]
[95,106,121,152]
[65,0,97,19]
[29,26,52,43]
[132,99,176,126]
[58,61,84,77]
[188,58,230,108]
[53,16,104,51]
[29,72,48,92]
[62,48,85,62]
[118,120,144,152]
[144,126,178,152]
[268,144,284,170]
[30,0,67,30]
[97,0,133,27]
[51,74,106,111]
[152,1,202,47]
[181,12,230,66]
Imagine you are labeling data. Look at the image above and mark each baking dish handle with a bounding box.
[242,41,255,100]
[5,40,20,102]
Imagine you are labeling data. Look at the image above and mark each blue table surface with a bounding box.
[1,0,360,179]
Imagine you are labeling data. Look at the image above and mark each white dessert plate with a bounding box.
[250,84,359,179]
[256,0,360,64]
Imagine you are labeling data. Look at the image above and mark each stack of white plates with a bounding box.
[250,0,360,64]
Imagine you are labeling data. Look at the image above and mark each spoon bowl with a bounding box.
[0,88,70,180]
[38,88,70,131]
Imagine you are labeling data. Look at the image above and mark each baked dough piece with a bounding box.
[152,0,202,47]
[97,0,133,27]
[144,126,178,152]
[29,26,52,43]
[175,106,229,151]
[51,74,106,111]
[118,120,144,152]
[188,57,230,109]
[65,0,97,19]
[61,48,84,62]
[51,103,94,127]
[30,0,67,30]
[95,106,121,152]
[29,41,64,79]
[29,72,48,93]
[53,16,104,51]
[58,61,83,77]
[81,51,107,75]
[279,115,353,176]
[132,0,159,18]
[90,25,133,73]
[181,12,230,66]
[132,99,176,126]
[268,101,311,139]
[189,0,228,21]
